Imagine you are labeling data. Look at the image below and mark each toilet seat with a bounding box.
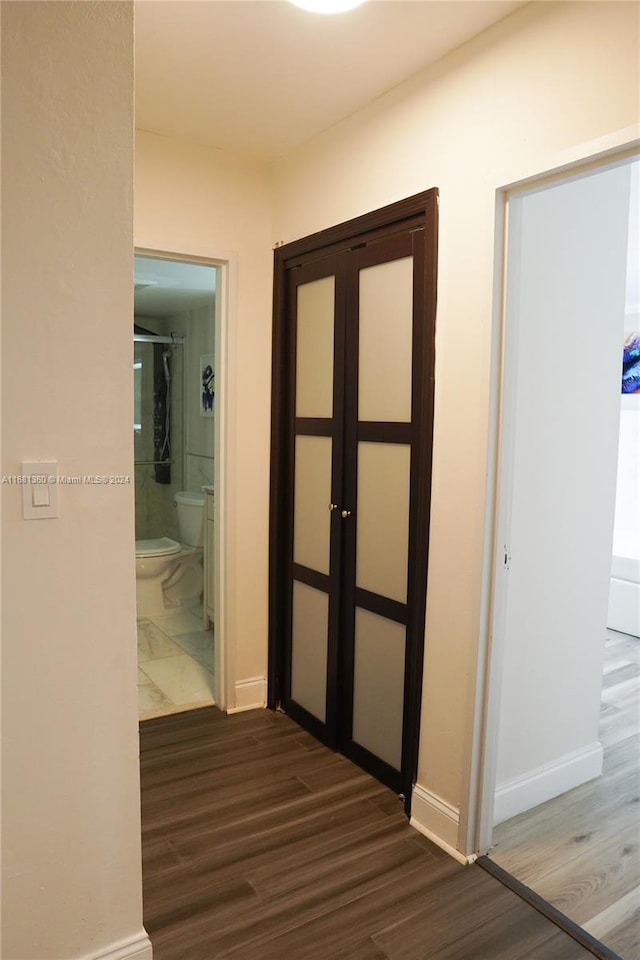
[135,537,181,558]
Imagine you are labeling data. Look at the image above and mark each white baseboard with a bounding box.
[83,931,153,960]
[226,676,267,713]
[494,740,603,826]
[410,783,475,865]
[608,576,640,637]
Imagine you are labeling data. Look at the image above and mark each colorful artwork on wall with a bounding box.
[622,333,640,394]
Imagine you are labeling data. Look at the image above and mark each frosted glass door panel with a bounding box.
[356,442,410,603]
[352,608,406,770]
[291,581,328,723]
[293,435,332,575]
[359,257,413,422]
[296,276,335,418]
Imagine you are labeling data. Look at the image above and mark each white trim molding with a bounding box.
[410,784,476,865]
[83,931,153,960]
[226,676,267,714]
[493,741,603,827]
[607,575,640,638]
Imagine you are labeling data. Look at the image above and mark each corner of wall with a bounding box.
[83,932,153,960]
[410,783,476,866]
[226,676,267,714]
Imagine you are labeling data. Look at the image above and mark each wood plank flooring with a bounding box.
[490,629,640,960]
[140,706,598,960]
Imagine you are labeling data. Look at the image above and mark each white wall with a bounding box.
[493,162,632,825]
[608,160,640,635]
[612,395,640,566]
[1,3,149,960]
[612,160,640,565]
[271,1,639,851]
[608,394,640,636]
[164,303,216,492]
[135,131,273,692]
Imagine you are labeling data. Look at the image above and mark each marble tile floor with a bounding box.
[137,604,215,721]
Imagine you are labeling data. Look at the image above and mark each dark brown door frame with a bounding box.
[268,189,438,814]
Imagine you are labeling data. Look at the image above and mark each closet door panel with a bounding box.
[340,230,418,792]
[285,253,344,746]
[355,441,411,604]
[352,607,406,771]
[293,435,332,576]
[358,255,414,423]
[291,581,329,723]
[296,276,335,419]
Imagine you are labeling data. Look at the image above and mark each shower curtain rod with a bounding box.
[133,333,185,345]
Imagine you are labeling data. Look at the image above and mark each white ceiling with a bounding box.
[134,255,216,318]
[135,0,526,159]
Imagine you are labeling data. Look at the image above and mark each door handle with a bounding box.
[329,503,339,512]
[341,509,352,519]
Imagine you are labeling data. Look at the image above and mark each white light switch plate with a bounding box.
[21,460,58,519]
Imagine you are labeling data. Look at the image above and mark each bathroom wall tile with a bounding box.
[173,630,214,671]
[146,473,180,542]
[151,609,204,638]
[138,681,174,718]
[186,454,214,492]
[137,619,184,662]
[170,303,215,464]
[134,467,150,540]
[141,654,214,707]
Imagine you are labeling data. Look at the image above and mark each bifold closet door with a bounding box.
[275,193,436,802]
[284,231,426,785]
[340,231,423,789]
[284,255,345,744]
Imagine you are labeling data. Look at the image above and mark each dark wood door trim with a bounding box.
[278,193,431,267]
[269,189,438,814]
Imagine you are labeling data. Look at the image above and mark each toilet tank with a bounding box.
[174,491,205,547]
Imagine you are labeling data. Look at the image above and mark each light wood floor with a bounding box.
[140,706,598,960]
[490,629,640,960]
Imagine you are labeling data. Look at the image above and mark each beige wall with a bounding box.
[1,3,150,960]
[135,131,273,689]
[271,1,639,848]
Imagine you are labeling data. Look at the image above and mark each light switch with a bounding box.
[21,461,58,519]
[32,482,50,508]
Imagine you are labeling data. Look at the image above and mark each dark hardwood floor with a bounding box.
[140,706,599,960]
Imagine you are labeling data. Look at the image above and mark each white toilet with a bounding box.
[135,490,205,619]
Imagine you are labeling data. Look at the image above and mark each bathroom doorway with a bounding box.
[133,253,223,720]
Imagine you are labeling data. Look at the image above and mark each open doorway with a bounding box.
[133,252,229,718]
[481,155,639,959]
